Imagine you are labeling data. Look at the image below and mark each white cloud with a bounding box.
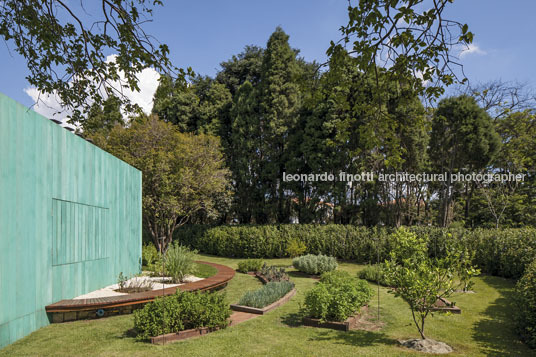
[24,54,160,126]
[459,43,487,58]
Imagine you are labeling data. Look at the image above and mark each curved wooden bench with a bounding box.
[45,261,234,314]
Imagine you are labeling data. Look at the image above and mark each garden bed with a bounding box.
[431,297,461,314]
[230,288,296,314]
[302,305,368,331]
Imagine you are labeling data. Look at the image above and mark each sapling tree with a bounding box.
[384,228,476,340]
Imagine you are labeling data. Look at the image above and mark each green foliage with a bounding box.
[177,224,536,280]
[259,263,289,282]
[514,259,536,349]
[175,224,390,261]
[142,244,159,267]
[430,95,501,226]
[236,259,264,273]
[358,264,389,287]
[331,0,473,100]
[117,272,128,290]
[286,238,307,258]
[383,229,475,339]
[91,116,231,252]
[238,281,295,308]
[133,290,230,340]
[164,243,198,283]
[292,254,338,275]
[0,1,180,123]
[304,273,372,322]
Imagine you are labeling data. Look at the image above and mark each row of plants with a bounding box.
[303,271,372,322]
[175,224,536,279]
[237,281,295,309]
[133,290,231,340]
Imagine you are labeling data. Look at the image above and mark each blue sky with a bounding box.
[1,0,535,113]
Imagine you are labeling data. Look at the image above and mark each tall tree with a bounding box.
[429,95,501,227]
[257,27,302,223]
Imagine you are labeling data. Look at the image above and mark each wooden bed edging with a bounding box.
[45,261,234,317]
[230,288,296,315]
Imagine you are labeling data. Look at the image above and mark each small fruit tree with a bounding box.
[384,228,477,340]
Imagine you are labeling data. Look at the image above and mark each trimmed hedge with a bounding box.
[238,281,295,308]
[514,259,536,349]
[175,225,536,279]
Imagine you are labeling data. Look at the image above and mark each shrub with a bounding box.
[286,237,307,258]
[237,259,264,273]
[238,281,295,308]
[514,259,536,348]
[292,254,337,275]
[164,243,197,283]
[133,290,230,340]
[358,264,389,286]
[304,276,372,322]
[142,244,159,267]
[259,263,289,282]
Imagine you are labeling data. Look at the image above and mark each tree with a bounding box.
[79,95,124,137]
[0,0,182,123]
[257,27,302,223]
[384,229,474,340]
[91,116,231,252]
[429,95,500,226]
[330,0,474,101]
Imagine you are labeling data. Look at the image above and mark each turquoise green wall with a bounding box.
[0,93,142,348]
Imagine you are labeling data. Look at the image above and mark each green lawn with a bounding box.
[1,254,532,356]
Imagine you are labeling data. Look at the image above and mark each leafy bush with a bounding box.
[292,254,337,275]
[133,290,230,340]
[304,276,372,322]
[286,237,307,258]
[259,263,289,282]
[238,281,295,308]
[237,259,264,273]
[164,243,197,283]
[358,264,389,286]
[175,224,536,279]
[514,259,536,348]
[142,243,159,267]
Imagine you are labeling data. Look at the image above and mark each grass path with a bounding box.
[0,254,532,356]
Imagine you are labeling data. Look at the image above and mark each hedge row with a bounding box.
[174,224,536,279]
